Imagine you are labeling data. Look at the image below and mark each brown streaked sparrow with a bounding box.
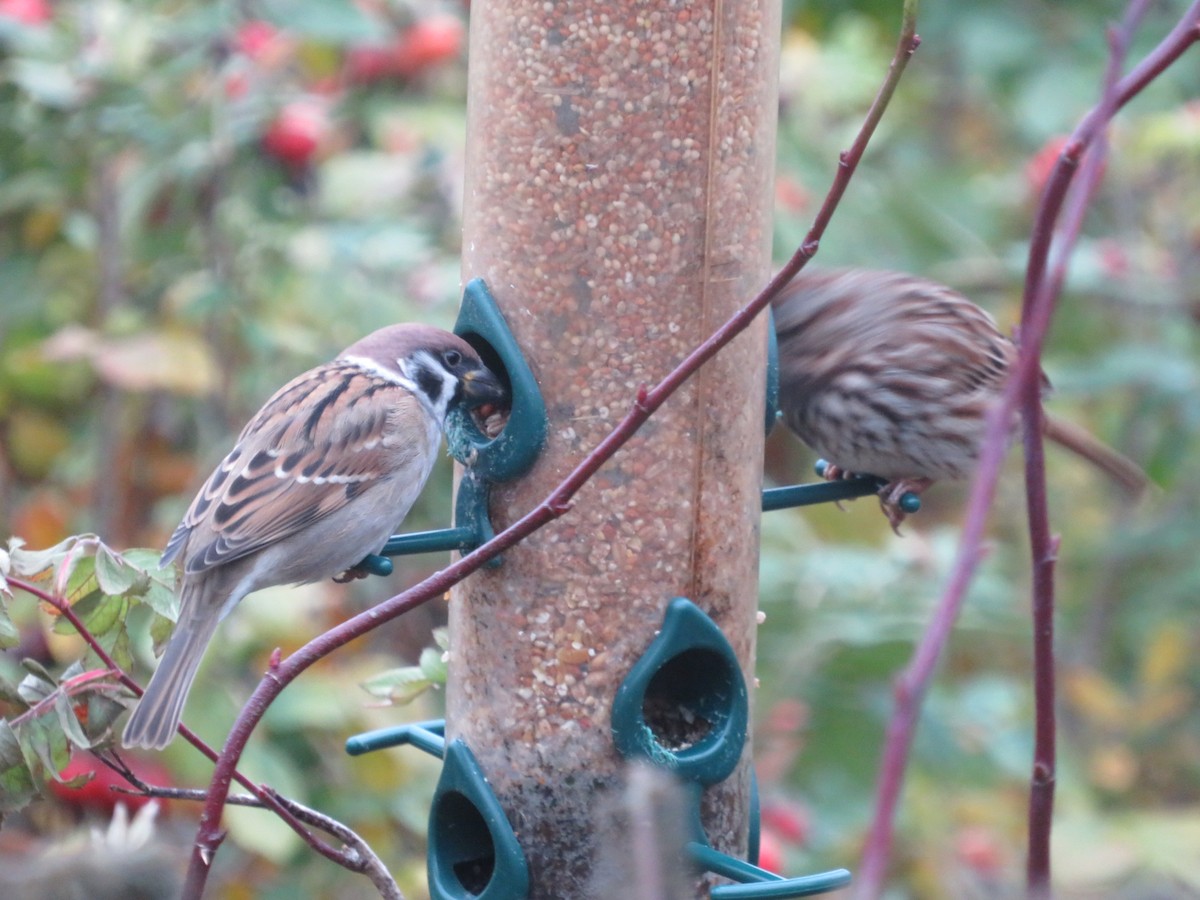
[121,324,507,750]
[772,267,1149,530]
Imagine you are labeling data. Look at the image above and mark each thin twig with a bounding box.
[1023,2,1150,893]
[180,7,924,896]
[97,760,405,900]
[853,3,1200,896]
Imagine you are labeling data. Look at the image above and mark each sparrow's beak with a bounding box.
[460,366,509,408]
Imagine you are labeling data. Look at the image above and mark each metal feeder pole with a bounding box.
[452,0,780,893]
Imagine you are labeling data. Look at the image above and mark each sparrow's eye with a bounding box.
[442,349,463,368]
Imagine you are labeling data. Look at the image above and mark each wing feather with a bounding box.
[162,362,433,574]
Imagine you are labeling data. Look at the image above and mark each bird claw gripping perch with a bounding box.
[760,459,922,517]
[355,279,548,573]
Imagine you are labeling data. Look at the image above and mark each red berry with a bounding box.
[775,175,809,215]
[760,798,809,845]
[756,828,785,874]
[262,99,330,167]
[233,19,294,66]
[393,15,464,77]
[0,0,52,25]
[345,15,464,84]
[955,825,1005,874]
[345,44,396,84]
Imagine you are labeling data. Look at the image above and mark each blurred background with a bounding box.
[1,0,1197,896]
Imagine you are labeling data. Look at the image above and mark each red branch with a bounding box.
[1024,1,1151,892]
[180,8,923,897]
[854,3,1200,897]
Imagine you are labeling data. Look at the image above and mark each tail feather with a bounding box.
[1043,414,1150,498]
[122,594,221,751]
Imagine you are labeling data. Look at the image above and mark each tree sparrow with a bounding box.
[122,324,507,750]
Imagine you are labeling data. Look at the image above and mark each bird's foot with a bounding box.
[818,461,857,512]
[878,478,931,535]
[333,565,372,584]
[819,461,855,482]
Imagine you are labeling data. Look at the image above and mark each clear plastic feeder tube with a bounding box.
[451,0,780,893]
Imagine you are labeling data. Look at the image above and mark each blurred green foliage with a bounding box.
[0,0,1197,897]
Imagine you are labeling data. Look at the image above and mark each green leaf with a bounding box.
[17,666,55,706]
[0,541,11,596]
[418,645,448,684]
[92,625,134,672]
[8,59,85,108]
[258,0,386,43]
[47,593,106,637]
[360,665,435,706]
[149,611,175,654]
[432,626,450,651]
[82,694,129,739]
[54,692,90,750]
[7,534,86,580]
[0,603,17,650]
[56,770,93,790]
[0,674,25,707]
[18,714,69,783]
[94,544,138,595]
[121,549,176,619]
[0,170,64,218]
[60,555,99,605]
[81,594,128,639]
[0,721,38,815]
[59,659,85,681]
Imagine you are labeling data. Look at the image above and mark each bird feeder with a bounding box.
[449,0,782,891]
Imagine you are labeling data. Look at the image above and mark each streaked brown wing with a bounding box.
[893,281,1017,398]
[162,362,429,574]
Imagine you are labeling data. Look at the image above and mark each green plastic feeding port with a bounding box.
[689,842,852,899]
[611,598,749,787]
[345,719,446,759]
[450,278,547,484]
[355,278,547,572]
[347,725,529,900]
[428,740,531,900]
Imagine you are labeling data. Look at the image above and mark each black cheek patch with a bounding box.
[416,367,445,405]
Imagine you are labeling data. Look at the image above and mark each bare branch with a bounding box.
[1023,1,1152,893]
